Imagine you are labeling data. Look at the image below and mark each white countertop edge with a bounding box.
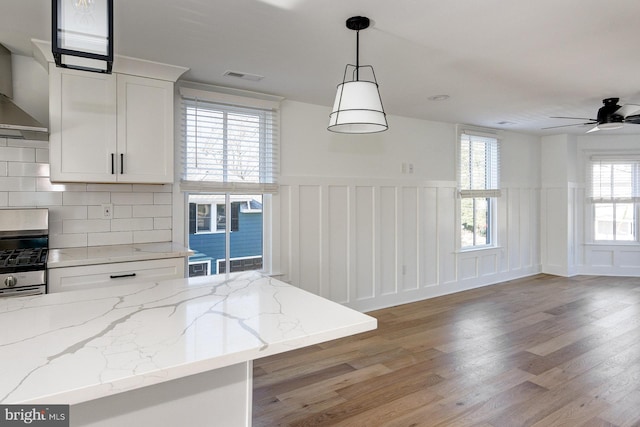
[48,242,194,268]
[23,319,376,405]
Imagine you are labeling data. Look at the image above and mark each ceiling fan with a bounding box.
[544,98,640,133]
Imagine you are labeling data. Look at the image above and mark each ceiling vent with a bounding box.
[223,70,264,82]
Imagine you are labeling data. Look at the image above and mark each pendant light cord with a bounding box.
[355,29,360,81]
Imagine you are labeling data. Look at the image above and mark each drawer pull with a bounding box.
[110,273,137,279]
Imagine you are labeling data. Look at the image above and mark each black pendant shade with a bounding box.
[52,0,114,74]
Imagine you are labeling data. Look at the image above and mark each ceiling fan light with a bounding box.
[598,122,624,130]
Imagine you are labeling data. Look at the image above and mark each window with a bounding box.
[458,130,500,248]
[188,260,211,277]
[180,86,279,276]
[196,204,213,232]
[180,87,279,193]
[190,200,240,234]
[589,156,640,242]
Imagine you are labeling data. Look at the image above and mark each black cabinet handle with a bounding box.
[120,153,124,174]
[111,153,115,174]
[110,273,136,279]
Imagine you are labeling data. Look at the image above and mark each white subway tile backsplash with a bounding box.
[154,193,172,205]
[49,219,62,235]
[36,178,87,192]
[48,205,88,220]
[86,183,133,192]
[8,139,48,149]
[0,177,36,191]
[35,149,49,164]
[87,205,105,220]
[88,231,133,246]
[133,204,171,218]
[50,233,88,248]
[63,219,111,234]
[3,145,176,249]
[111,218,154,232]
[8,162,50,177]
[154,217,172,230]
[111,192,153,205]
[133,229,171,244]
[9,191,62,206]
[63,192,111,206]
[0,147,35,162]
[132,184,171,193]
[114,205,132,218]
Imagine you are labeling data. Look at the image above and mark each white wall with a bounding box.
[277,100,541,311]
[540,134,578,276]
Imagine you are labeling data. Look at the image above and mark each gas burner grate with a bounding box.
[0,248,48,268]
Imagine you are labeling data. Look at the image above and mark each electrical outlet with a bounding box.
[102,204,113,219]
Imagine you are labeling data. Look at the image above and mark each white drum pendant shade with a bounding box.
[328,81,387,133]
[328,16,388,134]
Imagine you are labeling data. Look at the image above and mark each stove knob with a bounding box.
[4,275,17,288]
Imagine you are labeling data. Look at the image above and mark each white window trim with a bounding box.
[455,125,501,250]
[188,259,211,276]
[178,83,281,275]
[584,150,640,245]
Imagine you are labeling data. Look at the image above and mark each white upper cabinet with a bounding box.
[49,66,174,183]
[45,53,188,184]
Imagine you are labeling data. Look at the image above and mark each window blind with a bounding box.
[458,132,501,198]
[588,156,640,202]
[180,92,279,194]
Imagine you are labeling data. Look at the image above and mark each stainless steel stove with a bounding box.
[0,208,48,298]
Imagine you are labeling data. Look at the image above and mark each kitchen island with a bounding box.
[0,271,376,426]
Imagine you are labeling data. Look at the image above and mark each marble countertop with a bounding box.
[47,242,194,268]
[0,271,376,405]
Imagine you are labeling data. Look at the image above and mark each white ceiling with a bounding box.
[2,0,640,136]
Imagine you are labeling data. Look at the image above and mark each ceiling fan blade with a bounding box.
[586,125,600,133]
[549,116,597,121]
[614,104,640,117]
[542,121,597,130]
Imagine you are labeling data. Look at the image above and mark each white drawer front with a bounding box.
[48,258,185,293]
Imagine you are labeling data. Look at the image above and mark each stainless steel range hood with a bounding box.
[0,44,48,141]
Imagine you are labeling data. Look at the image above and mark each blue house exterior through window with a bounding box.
[188,194,263,276]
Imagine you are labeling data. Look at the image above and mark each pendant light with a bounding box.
[52,0,114,74]
[328,16,388,134]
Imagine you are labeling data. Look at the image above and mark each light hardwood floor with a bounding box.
[253,274,640,426]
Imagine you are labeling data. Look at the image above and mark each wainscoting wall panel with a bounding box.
[277,177,541,312]
[379,186,397,296]
[327,185,349,303]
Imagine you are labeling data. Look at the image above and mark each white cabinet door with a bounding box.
[49,68,174,184]
[49,65,117,182]
[116,75,174,183]
[48,258,185,293]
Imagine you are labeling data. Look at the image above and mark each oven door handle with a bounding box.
[0,287,45,298]
[110,273,137,279]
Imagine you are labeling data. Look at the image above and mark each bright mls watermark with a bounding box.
[0,405,69,426]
